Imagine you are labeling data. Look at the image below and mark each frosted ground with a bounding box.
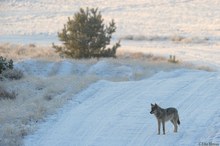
[0,0,220,146]
[1,0,220,68]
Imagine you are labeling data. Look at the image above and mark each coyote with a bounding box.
[150,103,180,135]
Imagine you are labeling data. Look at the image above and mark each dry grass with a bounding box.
[0,43,60,61]
[120,35,210,44]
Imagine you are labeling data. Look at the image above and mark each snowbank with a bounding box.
[24,70,220,146]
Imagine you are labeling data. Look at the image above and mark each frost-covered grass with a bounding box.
[0,75,99,146]
[0,43,208,146]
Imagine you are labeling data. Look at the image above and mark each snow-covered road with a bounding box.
[25,70,220,146]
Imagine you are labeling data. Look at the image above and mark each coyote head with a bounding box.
[150,103,158,114]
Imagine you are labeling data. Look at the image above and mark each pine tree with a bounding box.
[53,7,120,59]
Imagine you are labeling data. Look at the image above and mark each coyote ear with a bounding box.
[155,103,157,106]
[151,103,154,106]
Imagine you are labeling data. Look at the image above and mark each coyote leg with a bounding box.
[157,120,161,135]
[162,120,165,135]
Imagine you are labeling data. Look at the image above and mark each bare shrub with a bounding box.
[0,86,16,100]
[29,43,36,48]
[0,56,13,74]
[44,94,53,101]
[171,36,185,42]
[1,69,24,80]
[168,55,179,64]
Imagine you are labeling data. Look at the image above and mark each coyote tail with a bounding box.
[177,119,180,125]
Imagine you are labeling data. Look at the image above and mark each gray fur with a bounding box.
[150,103,180,135]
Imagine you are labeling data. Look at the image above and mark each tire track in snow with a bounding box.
[85,81,153,146]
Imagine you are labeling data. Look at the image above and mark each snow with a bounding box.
[1,0,220,145]
[1,0,220,38]
[87,60,134,79]
[24,70,220,146]
[1,0,220,69]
